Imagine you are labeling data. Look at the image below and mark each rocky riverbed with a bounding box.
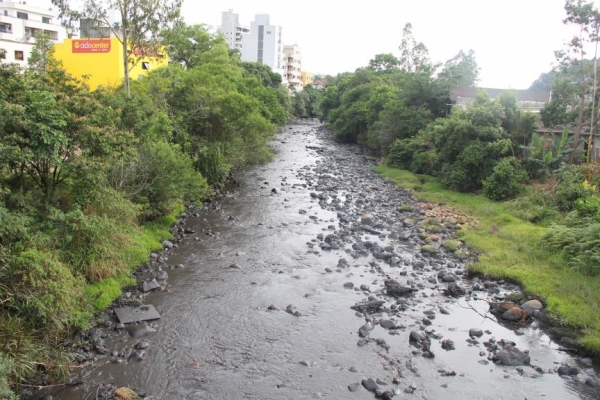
[33,120,600,400]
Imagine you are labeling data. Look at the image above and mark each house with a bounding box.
[0,0,67,68]
[450,86,551,114]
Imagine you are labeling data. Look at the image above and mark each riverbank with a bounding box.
[373,165,600,352]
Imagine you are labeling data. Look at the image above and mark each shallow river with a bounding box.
[45,121,599,400]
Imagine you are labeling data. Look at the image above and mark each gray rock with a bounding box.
[409,330,426,342]
[348,382,361,392]
[380,320,396,329]
[128,350,146,362]
[521,299,543,313]
[362,378,379,393]
[469,328,484,337]
[343,282,354,289]
[127,324,157,338]
[494,346,530,366]
[143,279,160,292]
[162,240,174,249]
[557,365,579,376]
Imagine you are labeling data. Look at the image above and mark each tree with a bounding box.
[160,22,214,69]
[555,0,600,162]
[437,49,479,87]
[368,53,400,73]
[398,23,434,74]
[51,0,182,96]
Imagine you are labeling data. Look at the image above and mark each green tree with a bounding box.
[437,49,479,87]
[161,22,215,69]
[398,23,434,74]
[555,0,600,162]
[368,53,400,73]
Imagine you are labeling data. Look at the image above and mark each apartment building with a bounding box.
[0,0,67,68]
[218,9,249,52]
[301,71,314,87]
[241,14,285,80]
[284,44,302,90]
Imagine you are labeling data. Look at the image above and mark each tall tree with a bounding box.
[51,0,182,96]
[398,23,433,74]
[437,49,479,87]
[160,22,214,70]
[556,0,600,162]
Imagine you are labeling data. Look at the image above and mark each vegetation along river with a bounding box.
[42,121,600,400]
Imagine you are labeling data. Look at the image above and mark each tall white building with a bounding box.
[217,9,248,52]
[0,0,67,68]
[241,14,284,80]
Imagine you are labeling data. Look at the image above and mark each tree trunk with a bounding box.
[122,30,130,97]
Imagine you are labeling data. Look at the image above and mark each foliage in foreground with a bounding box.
[0,26,289,393]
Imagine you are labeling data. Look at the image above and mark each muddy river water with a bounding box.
[43,121,600,400]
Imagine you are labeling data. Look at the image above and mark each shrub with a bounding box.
[387,138,414,169]
[542,223,600,275]
[483,157,528,201]
[0,355,16,400]
[109,141,213,219]
[552,165,595,211]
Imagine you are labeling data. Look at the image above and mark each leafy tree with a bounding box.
[241,62,283,88]
[160,22,215,69]
[438,49,479,87]
[398,23,435,74]
[368,53,400,73]
[555,0,600,162]
[51,0,182,96]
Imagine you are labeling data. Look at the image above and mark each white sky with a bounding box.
[181,0,590,89]
[29,0,596,89]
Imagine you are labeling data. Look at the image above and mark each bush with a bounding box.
[483,157,528,201]
[108,142,213,220]
[387,138,415,169]
[0,355,16,400]
[552,165,595,211]
[4,249,89,330]
[542,223,600,275]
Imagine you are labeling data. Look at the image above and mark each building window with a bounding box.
[0,49,6,59]
[14,50,24,61]
[3,10,7,16]
[0,23,11,33]
[42,17,51,24]
[17,12,28,20]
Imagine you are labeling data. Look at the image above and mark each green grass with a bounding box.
[373,165,600,352]
[84,203,182,310]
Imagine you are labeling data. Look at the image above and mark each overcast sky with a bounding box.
[30,0,595,89]
[181,0,588,89]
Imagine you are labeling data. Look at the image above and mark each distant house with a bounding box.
[450,86,551,114]
[312,79,327,90]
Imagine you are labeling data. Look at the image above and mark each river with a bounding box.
[41,120,599,400]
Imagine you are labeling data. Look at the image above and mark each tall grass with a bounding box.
[373,165,600,351]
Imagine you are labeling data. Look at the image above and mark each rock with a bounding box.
[361,214,374,225]
[127,324,157,338]
[380,320,396,329]
[128,350,146,362]
[586,377,600,389]
[441,339,455,350]
[557,365,579,376]
[442,282,465,297]
[348,382,361,392]
[285,305,301,317]
[441,274,456,283]
[114,387,138,400]
[494,346,530,366]
[135,339,150,350]
[358,322,373,338]
[410,330,426,342]
[469,328,484,337]
[162,240,174,249]
[350,300,385,313]
[343,282,354,289]
[228,263,242,270]
[385,279,416,297]
[361,378,379,393]
[143,279,160,292]
[521,299,543,313]
[502,307,524,322]
[337,258,349,268]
